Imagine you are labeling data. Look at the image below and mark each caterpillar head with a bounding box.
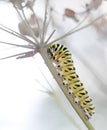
[47,48,53,58]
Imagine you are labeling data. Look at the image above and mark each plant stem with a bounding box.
[47,13,107,46]
[40,48,95,130]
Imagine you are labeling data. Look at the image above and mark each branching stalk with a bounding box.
[47,13,107,46]
[0,24,35,45]
[13,4,39,44]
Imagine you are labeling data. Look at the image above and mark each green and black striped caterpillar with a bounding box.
[47,43,95,119]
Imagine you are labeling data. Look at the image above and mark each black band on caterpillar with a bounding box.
[47,43,95,119]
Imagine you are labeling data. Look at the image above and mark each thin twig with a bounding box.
[41,0,48,44]
[68,14,89,35]
[30,7,42,41]
[0,41,33,49]
[45,29,56,44]
[47,13,107,46]
[0,24,35,45]
[0,50,35,60]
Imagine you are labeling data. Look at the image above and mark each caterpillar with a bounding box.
[47,43,95,119]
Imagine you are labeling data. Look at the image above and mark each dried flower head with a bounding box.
[18,14,42,37]
[64,8,79,22]
[86,0,102,11]
[93,16,107,37]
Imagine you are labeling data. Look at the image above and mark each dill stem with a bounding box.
[40,48,95,130]
[48,13,107,46]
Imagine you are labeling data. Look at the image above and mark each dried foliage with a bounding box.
[85,0,102,11]
[64,8,79,22]
[93,16,107,36]
[18,14,42,37]
[89,0,102,9]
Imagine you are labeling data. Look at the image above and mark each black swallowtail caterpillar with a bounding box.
[47,43,95,119]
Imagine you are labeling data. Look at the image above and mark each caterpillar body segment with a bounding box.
[56,51,71,62]
[63,73,79,85]
[57,59,73,68]
[74,89,88,103]
[55,44,67,55]
[78,96,92,107]
[57,69,75,77]
[84,105,95,117]
[47,43,95,120]
[68,84,85,101]
[59,65,75,72]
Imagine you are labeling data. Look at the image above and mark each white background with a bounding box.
[0,0,107,130]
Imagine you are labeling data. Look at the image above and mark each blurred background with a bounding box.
[0,0,107,130]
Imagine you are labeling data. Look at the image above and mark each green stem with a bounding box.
[40,48,95,130]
